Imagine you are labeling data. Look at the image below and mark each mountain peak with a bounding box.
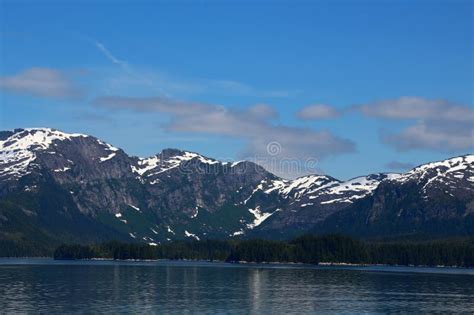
[0,128,90,179]
[390,154,474,193]
[1,128,88,145]
[132,149,222,178]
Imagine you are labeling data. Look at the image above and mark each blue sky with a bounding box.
[1,0,472,179]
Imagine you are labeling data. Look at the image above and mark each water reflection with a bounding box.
[0,260,472,313]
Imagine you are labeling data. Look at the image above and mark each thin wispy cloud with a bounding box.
[385,161,415,171]
[91,39,295,99]
[95,41,129,69]
[95,96,216,115]
[91,40,167,97]
[207,79,298,98]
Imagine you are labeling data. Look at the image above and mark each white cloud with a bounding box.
[357,96,474,152]
[0,67,82,99]
[358,96,473,122]
[296,104,341,120]
[95,96,355,177]
[382,121,474,152]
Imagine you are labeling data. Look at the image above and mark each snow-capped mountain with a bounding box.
[0,128,89,180]
[392,155,474,196]
[312,155,474,238]
[0,128,473,251]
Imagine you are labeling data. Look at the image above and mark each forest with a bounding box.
[53,234,474,267]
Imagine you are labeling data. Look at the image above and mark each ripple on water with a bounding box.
[0,259,473,313]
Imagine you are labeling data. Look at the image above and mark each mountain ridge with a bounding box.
[0,128,473,254]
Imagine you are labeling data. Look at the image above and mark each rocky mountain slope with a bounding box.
[0,128,472,253]
[314,155,474,238]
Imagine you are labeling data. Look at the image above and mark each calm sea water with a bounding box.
[0,259,473,314]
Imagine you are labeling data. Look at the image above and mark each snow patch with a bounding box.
[320,198,353,205]
[53,166,71,172]
[231,161,245,167]
[247,207,279,229]
[131,156,161,176]
[231,230,245,236]
[191,207,199,218]
[128,204,140,211]
[184,230,200,241]
[99,152,116,162]
[97,139,119,162]
[24,185,37,192]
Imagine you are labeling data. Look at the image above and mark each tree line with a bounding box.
[53,234,474,267]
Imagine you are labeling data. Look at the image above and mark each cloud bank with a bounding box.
[357,96,474,152]
[95,96,355,177]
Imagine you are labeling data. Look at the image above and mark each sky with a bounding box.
[0,0,473,180]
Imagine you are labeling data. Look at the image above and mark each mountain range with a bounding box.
[0,128,473,254]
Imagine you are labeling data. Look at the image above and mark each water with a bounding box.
[0,259,473,314]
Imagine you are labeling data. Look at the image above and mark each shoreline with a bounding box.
[1,256,471,270]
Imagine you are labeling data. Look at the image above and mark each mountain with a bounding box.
[314,155,474,238]
[0,128,473,254]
